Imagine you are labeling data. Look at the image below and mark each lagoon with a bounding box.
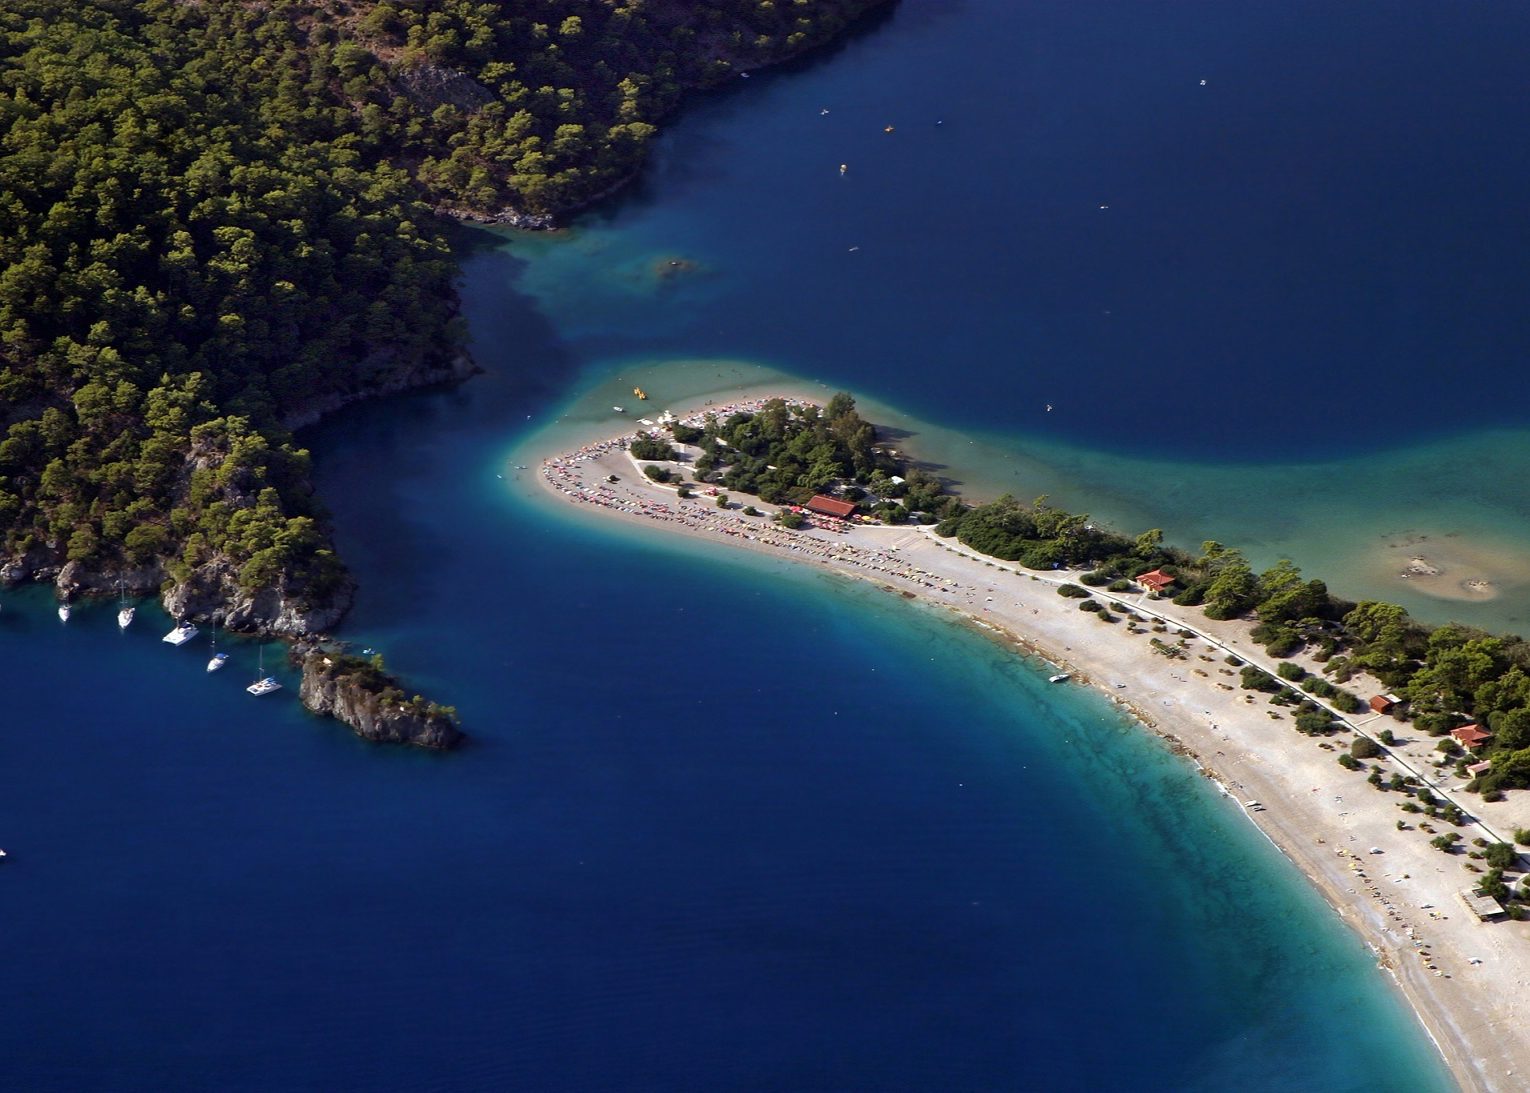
[3,0,1523,1087]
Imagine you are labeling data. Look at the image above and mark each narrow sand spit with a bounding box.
[533,399,1530,1093]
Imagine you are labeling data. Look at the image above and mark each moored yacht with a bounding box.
[247,644,280,694]
[162,621,198,645]
[117,606,135,629]
[57,603,71,622]
[207,652,229,672]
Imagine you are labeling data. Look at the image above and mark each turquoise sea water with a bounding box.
[6,0,1524,1087]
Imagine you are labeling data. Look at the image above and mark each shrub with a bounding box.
[1265,629,1304,657]
[1338,753,1361,770]
[1080,600,1103,613]
[1107,579,1131,592]
[1057,584,1089,599]
[716,494,729,508]
[1080,571,1109,586]
[631,435,679,460]
[1332,690,1364,714]
[1296,710,1334,735]
[1514,828,1530,847]
[778,511,805,529]
[1377,728,1396,746]
[1277,662,1306,682]
[1240,666,1279,692]
[1172,581,1209,607]
[742,505,759,517]
[1415,713,1457,736]
[1484,843,1518,870]
[1224,654,1243,667]
[1351,737,1382,759]
[643,465,672,483]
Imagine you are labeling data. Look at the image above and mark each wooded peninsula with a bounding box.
[0,0,890,742]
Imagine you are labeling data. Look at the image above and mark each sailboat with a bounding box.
[162,619,198,645]
[117,579,134,630]
[246,644,281,696]
[206,623,227,672]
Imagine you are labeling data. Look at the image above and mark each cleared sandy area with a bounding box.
[534,400,1530,1093]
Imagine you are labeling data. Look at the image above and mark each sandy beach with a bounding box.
[532,398,1530,1093]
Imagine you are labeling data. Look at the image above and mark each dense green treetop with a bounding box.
[0,0,888,612]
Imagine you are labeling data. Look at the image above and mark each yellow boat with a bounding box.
[634,387,648,399]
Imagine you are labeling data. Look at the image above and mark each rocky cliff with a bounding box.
[296,646,463,750]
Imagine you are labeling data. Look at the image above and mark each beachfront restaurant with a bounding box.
[806,495,857,519]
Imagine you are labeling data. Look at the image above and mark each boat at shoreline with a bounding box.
[247,645,281,695]
[1049,673,1070,683]
[162,621,198,645]
[117,579,134,629]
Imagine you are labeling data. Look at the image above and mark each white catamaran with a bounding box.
[162,621,198,645]
[246,645,281,696]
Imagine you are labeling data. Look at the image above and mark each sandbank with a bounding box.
[1373,531,1530,605]
[529,398,1530,1093]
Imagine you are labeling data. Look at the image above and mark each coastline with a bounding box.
[529,397,1530,1093]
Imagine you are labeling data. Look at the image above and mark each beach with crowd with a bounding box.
[532,395,1530,1093]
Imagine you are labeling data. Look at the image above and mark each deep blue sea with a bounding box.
[10,0,1530,1088]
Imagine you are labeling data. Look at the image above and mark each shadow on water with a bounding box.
[296,234,586,631]
[568,0,913,229]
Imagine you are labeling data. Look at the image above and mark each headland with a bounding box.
[532,396,1530,1093]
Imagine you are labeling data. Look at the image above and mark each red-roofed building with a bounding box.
[1137,569,1177,594]
[805,495,856,519]
[1370,693,1402,715]
[1452,724,1491,750]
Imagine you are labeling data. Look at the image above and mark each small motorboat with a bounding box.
[162,622,198,645]
[1048,673,1070,683]
[57,603,71,622]
[207,652,229,672]
[613,406,625,413]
